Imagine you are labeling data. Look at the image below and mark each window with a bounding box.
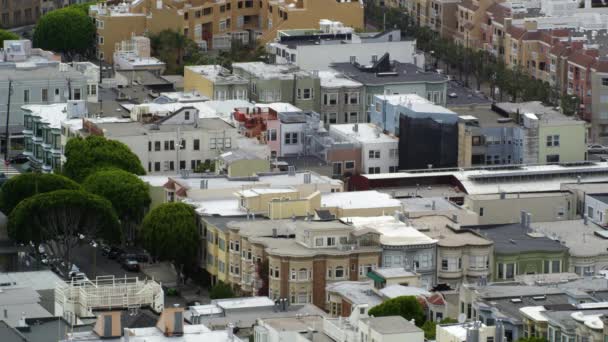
[73,88,81,100]
[88,84,97,96]
[345,161,355,169]
[544,260,561,273]
[335,266,345,278]
[154,162,161,172]
[326,237,336,246]
[23,89,30,103]
[469,255,488,270]
[297,88,313,100]
[389,149,398,159]
[41,88,48,102]
[323,93,338,105]
[290,269,296,280]
[349,112,358,122]
[210,138,217,150]
[285,132,298,145]
[344,92,359,104]
[267,129,277,141]
[368,150,381,159]
[441,257,461,271]
[154,141,161,151]
[415,253,431,269]
[193,139,200,150]
[315,237,324,247]
[298,268,308,280]
[180,160,186,170]
[368,167,381,174]
[98,36,104,45]
[184,111,190,120]
[546,154,560,163]
[546,135,560,147]
[328,113,337,124]
[479,207,484,216]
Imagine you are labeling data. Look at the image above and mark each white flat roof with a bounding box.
[22,103,70,129]
[184,198,245,216]
[440,323,487,341]
[520,306,547,322]
[255,102,301,113]
[214,296,275,310]
[379,285,430,298]
[233,62,311,80]
[318,70,362,88]
[344,216,437,246]
[237,188,295,197]
[0,270,65,290]
[188,304,223,316]
[321,190,401,209]
[373,267,417,278]
[330,123,398,143]
[375,94,456,115]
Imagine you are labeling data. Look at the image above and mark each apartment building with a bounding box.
[318,71,366,126]
[268,20,418,71]
[21,101,87,172]
[90,0,364,63]
[331,53,448,111]
[71,106,240,174]
[0,0,40,29]
[0,40,88,152]
[232,63,320,111]
[112,36,166,75]
[328,123,399,174]
[184,65,249,101]
[202,217,382,309]
[345,216,438,289]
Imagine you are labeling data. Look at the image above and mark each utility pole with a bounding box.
[4,79,13,162]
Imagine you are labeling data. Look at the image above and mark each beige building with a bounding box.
[463,191,577,225]
[90,0,364,63]
[0,0,40,28]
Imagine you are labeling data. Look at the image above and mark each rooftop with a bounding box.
[466,223,568,254]
[330,123,398,144]
[530,219,608,257]
[0,64,84,81]
[378,285,431,298]
[445,80,493,107]
[400,197,462,213]
[22,102,85,129]
[318,70,363,88]
[361,316,423,334]
[213,296,275,310]
[325,281,383,306]
[376,94,457,115]
[0,271,65,290]
[344,216,437,247]
[414,218,492,247]
[321,190,401,210]
[233,62,312,80]
[589,193,608,205]
[186,65,248,84]
[198,304,326,330]
[372,267,418,279]
[495,101,585,126]
[331,61,446,85]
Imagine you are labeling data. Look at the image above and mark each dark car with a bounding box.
[9,154,29,164]
[108,247,124,260]
[100,244,112,256]
[122,259,140,272]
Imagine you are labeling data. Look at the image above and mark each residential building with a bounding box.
[590,60,608,144]
[318,71,366,126]
[331,53,448,111]
[345,216,438,288]
[531,219,608,276]
[112,36,166,75]
[184,65,249,101]
[463,191,576,225]
[585,194,608,225]
[328,123,399,174]
[70,62,100,103]
[369,94,458,170]
[400,197,479,225]
[41,0,70,16]
[232,63,320,111]
[22,101,88,172]
[254,313,327,342]
[0,0,40,28]
[464,218,570,282]
[411,215,493,288]
[320,190,402,218]
[72,106,240,174]
[268,20,419,71]
[90,0,363,62]
[216,149,270,177]
[325,281,383,317]
[0,40,88,151]
[367,268,422,288]
[436,322,497,342]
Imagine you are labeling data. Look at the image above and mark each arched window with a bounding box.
[298,268,308,280]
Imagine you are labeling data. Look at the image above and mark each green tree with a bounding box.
[149,29,206,74]
[63,136,145,182]
[210,281,235,299]
[8,190,121,270]
[194,159,215,173]
[421,318,458,340]
[516,337,546,342]
[83,169,151,243]
[561,94,581,116]
[0,173,80,215]
[33,8,96,60]
[0,29,19,46]
[140,203,199,285]
[368,296,426,326]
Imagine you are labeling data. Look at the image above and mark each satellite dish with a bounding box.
[458,313,467,324]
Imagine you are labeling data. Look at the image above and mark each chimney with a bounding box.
[499,191,506,200]
[93,311,123,339]
[272,228,278,238]
[156,306,184,337]
[520,211,526,227]
[525,213,532,229]
[227,323,235,341]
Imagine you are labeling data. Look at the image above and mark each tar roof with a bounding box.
[467,223,568,254]
[331,62,446,85]
[495,101,584,126]
[361,316,422,334]
[530,220,608,257]
[445,80,493,107]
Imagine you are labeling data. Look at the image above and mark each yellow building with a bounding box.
[184,65,249,100]
[90,0,364,63]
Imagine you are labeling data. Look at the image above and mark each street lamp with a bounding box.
[90,240,98,279]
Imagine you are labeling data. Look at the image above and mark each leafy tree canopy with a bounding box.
[421,318,458,340]
[82,168,151,222]
[516,337,547,342]
[33,7,96,59]
[8,190,121,264]
[140,202,198,267]
[0,29,19,46]
[0,173,80,215]
[63,136,145,182]
[368,296,426,327]
[210,281,235,299]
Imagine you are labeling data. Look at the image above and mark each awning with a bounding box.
[367,271,385,283]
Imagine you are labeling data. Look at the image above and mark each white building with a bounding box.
[584,194,608,225]
[71,62,100,103]
[268,20,420,71]
[113,36,166,74]
[436,322,497,342]
[329,123,399,174]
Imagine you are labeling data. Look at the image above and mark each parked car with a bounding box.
[100,244,112,257]
[119,252,149,263]
[9,154,29,164]
[108,247,124,259]
[122,259,140,272]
